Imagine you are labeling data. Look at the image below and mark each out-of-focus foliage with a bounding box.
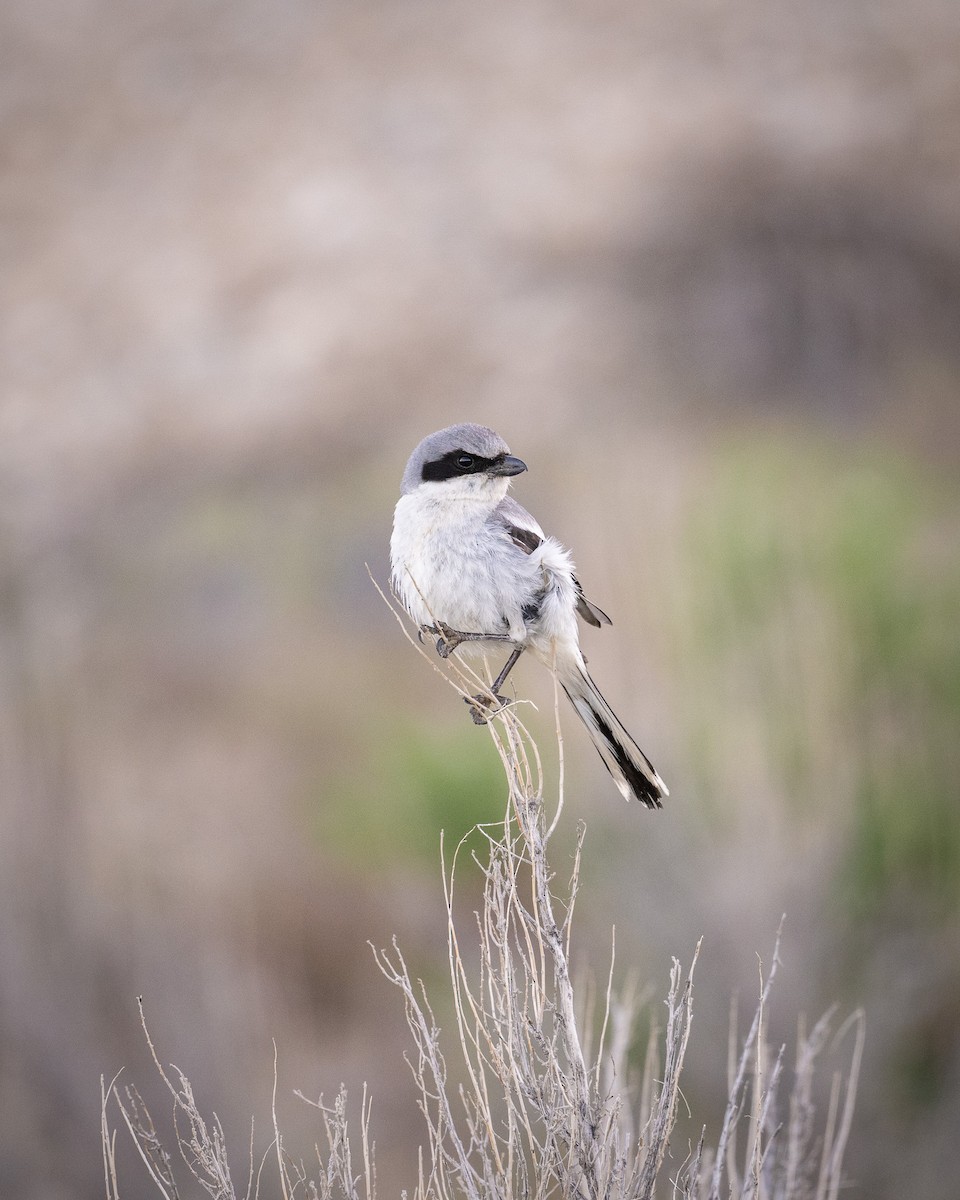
[317,721,508,868]
[683,439,960,916]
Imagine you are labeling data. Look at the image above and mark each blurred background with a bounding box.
[2,0,959,1196]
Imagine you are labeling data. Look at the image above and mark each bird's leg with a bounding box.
[464,645,525,725]
[490,646,524,694]
[420,622,513,660]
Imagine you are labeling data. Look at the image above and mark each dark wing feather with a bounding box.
[494,497,612,627]
[494,496,545,556]
[573,576,612,628]
[507,524,542,554]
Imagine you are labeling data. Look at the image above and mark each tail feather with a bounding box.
[560,662,667,809]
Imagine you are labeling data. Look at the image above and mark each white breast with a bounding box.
[390,489,541,639]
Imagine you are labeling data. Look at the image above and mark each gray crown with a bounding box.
[400,424,512,494]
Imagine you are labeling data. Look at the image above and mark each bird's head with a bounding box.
[400,424,527,500]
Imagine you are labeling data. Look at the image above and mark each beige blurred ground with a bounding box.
[2,1,960,1197]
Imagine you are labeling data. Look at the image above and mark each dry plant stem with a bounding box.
[374,577,836,1200]
[294,1083,377,1200]
[372,648,702,1200]
[709,926,783,1200]
[817,1010,866,1200]
[134,997,239,1200]
[504,724,598,1200]
[635,946,700,1200]
[101,575,865,1200]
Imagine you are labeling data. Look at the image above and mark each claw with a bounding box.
[420,622,513,659]
[436,633,459,659]
[464,692,512,725]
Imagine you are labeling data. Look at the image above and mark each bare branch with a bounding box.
[102,596,863,1200]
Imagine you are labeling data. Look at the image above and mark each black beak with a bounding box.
[488,455,527,477]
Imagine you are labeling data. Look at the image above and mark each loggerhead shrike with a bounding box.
[390,424,667,808]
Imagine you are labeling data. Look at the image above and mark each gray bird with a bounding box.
[390,423,667,808]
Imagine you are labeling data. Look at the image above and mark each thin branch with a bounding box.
[103,593,864,1200]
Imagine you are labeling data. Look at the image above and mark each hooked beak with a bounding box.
[487,454,527,477]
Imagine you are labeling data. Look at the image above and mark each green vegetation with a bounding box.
[683,436,960,916]
[315,720,507,868]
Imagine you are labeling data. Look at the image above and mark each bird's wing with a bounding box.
[492,497,612,628]
[493,496,546,553]
[572,580,612,627]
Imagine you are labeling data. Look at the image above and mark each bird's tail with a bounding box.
[559,657,667,808]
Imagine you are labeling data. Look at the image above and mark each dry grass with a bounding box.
[102,596,865,1199]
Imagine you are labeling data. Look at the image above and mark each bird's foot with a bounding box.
[420,623,512,660]
[417,622,460,657]
[435,622,467,658]
[464,692,512,725]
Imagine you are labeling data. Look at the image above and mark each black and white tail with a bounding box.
[560,659,667,808]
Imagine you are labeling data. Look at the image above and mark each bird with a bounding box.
[389,423,667,808]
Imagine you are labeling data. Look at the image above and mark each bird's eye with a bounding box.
[456,454,476,470]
